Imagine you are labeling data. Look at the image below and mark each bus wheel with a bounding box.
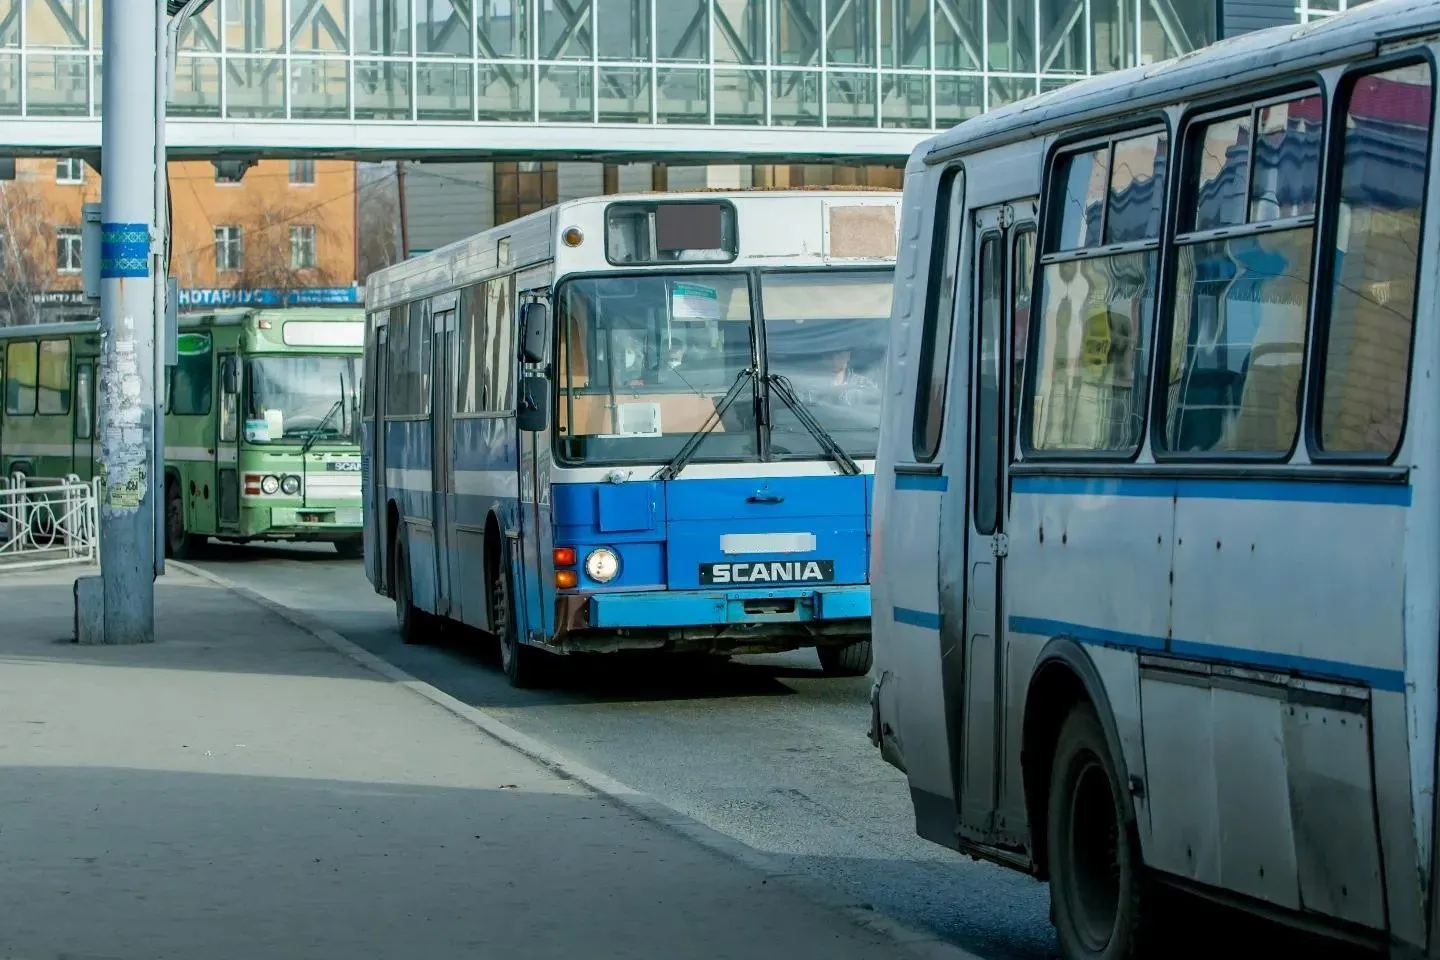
[333,537,364,560]
[1047,702,1153,960]
[164,482,202,560]
[817,639,872,677]
[491,563,547,689]
[392,535,432,645]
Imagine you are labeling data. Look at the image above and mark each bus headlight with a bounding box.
[584,547,620,583]
[260,475,280,495]
[280,475,301,496]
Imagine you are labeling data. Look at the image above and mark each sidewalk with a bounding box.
[0,564,940,960]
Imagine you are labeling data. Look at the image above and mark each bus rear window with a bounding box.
[606,201,737,265]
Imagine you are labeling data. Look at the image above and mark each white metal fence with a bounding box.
[0,474,100,571]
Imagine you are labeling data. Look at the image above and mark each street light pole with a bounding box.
[75,0,160,645]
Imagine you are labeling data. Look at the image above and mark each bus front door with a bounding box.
[216,351,241,533]
[946,203,1033,849]
[366,320,389,591]
[430,297,457,619]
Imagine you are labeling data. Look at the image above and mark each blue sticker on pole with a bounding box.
[100,222,150,278]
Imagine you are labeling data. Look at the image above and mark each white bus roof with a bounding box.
[365,189,902,314]
[921,0,1434,164]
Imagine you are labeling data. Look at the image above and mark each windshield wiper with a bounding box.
[654,368,755,482]
[301,399,344,455]
[764,374,861,476]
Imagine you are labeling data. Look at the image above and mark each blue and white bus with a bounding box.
[871,1,1440,956]
[362,190,899,686]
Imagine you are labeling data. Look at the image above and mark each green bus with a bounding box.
[0,307,364,558]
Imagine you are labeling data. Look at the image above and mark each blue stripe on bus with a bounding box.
[892,606,942,630]
[1009,615,1405,693]
[1011,474,1412,507]
[1009,616,1167,652]
[895,472,948,492]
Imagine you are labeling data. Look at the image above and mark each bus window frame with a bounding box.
[911,165,965,463]
[1304,52,1436,467]
[36,339,71,417]
[549,262,892,470]
[4,339,37,417]
[455,273,520,421]
[1150,81,1327,465]
[75,360,94,440]
[603,198,740,268]
[1020,114,1172,464]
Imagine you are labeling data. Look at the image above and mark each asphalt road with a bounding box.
[193,540,1058,960]
[192,542,1379,960]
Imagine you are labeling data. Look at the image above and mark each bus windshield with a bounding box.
[552,269,881,466]
[556,273,760,465]
[246,355,360,445]
[761,271,890,459]
[555,269,892,466]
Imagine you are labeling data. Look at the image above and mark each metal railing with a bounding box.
[0,473,100,571]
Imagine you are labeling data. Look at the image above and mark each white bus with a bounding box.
[870,2,1439,956]
[363,190,899,687]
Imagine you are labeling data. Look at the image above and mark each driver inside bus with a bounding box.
[824,347,878,403]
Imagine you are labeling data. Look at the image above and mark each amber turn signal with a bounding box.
[554,569,578,589]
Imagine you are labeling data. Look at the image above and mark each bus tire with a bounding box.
[492,561,547,689]
[1047,702,1154,960]
[392,535,433,645]
[334,537,364,560]
[164,481,203,559]
[817,639,872,677]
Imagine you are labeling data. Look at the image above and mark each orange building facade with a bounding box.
[0,157,358,325]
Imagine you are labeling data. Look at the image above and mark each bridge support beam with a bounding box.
[75,0,160,645]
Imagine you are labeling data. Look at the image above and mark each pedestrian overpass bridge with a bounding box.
[0,0,1213,163]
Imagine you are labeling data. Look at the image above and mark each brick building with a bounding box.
[0,158,357,325]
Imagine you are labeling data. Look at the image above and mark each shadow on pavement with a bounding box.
[0,764,914,960]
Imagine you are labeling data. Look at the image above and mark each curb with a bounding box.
[171,560,983,960]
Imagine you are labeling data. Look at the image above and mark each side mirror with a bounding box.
[221,356,239,395]
[520,301,549,364]
[516,375,550,433]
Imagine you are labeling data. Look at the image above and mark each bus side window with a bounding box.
[1029,131,1166,455]
[361,314,377,419]
[1011,225,1036,451]
[75,362,93,440]
[458,282,487,414]
[5,340,37,416]
[1315,62,1433,458]
[487,275,515,412]
[37,339,70,416]
[912,167,964,461]
[218,353,238,443]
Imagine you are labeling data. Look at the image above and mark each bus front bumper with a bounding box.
[239,505,363,541]
[552,585,871,655]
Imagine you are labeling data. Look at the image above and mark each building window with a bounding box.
[289,159,316,185]
[494,161,558,225]
[56,157,84,184]
[215,225,243,272]
[55,227,82,272]
[290,224,317,269]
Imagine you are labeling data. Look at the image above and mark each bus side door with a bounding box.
[429,295,458,619]
[364,316,388,591]
[943,203,1035,849]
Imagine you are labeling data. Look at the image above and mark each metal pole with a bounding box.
[396,160,410,260]
[95,0,159,643]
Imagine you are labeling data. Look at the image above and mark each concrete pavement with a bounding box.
[191,542,1060,960]
[0,564,966,960]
